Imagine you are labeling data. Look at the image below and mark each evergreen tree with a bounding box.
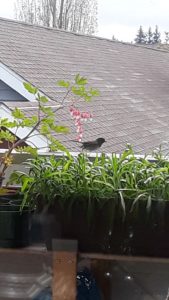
[153,25,161,44]
[146,27,153,44]
[134,26,146,44]
[112,35,119,41]
[165,32,169,44]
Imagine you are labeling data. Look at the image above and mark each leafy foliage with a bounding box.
[57,80,70,88]
[0,74,98,183]
[57,74,99,102]
[23,82,38,94]
[11,146,169,220]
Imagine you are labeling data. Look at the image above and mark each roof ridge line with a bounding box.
[0,17,169,54]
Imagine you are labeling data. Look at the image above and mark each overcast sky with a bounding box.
[1,0,169,42]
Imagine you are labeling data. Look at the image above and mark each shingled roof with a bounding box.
[1,17,169,154]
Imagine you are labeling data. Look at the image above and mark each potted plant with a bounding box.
[0,74,98,248]
[107,145,169,257]
[11,153,116,252]
[10,148,140,253]
[12,145,169,257]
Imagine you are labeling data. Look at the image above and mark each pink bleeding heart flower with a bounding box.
[69,105,93,141]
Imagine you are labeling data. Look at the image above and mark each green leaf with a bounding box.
[0,130,16,142]
[12,108,25,120]
[118,190,126,218]
[130,193,147,212]
[23,82,38,94]
[39,96,48,103]
[89,88,100,97]
[21,177,33,194]
[0,118,11,126]
[71,86,85,96]
[40,124,50,135]
[57,80,70,88]
[50,125,69,134]
[31,116,38,123]
[84,94,92,102]
[42,117,55,127]
[19,118,37,127]
[146,195,152,212]
[0,120,19,128]
[75,74,87,85]
[9,172,21,184]
[40,106,54,116]
[16,146,38,156]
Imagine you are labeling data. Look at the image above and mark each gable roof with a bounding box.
[1,17,169,154]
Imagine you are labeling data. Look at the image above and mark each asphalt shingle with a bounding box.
[1,18,169,154]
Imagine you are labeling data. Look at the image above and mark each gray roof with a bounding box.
[1,17,169,154]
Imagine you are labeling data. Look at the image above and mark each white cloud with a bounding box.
[97,0,169,41]
[98,23,136,42]
[0,0,15,18]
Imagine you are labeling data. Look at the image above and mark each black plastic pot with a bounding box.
[0,193,31,248]
[36,200,115,253]
[34,197,169,257]
[110,200,169,257]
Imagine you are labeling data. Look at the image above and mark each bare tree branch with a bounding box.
[14,0,98,34]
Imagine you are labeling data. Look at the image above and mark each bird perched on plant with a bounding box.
[73,137,106,151]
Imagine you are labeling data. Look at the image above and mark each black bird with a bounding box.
[76,137,106,151]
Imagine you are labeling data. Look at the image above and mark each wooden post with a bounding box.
[52,239,78,300]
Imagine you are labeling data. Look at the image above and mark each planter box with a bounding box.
[35,201,114,253]
[33,199,169,257]
[111,200,169,257]
[0,191,31,248]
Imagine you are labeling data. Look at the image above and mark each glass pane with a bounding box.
[88,258,169,300]
[0,248,52,299]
